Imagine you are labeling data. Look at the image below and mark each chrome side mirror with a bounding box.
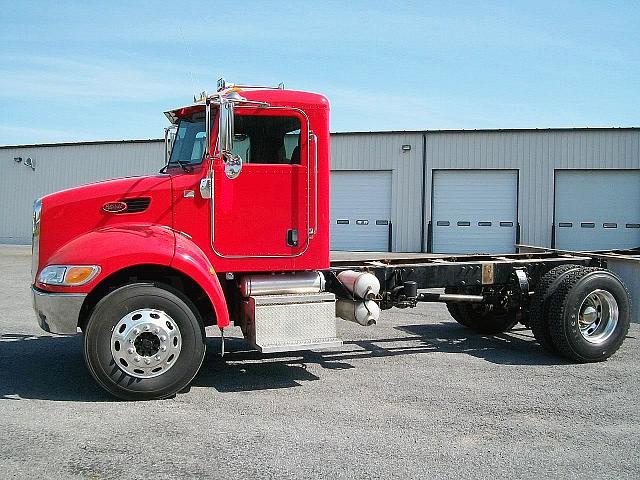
[217,100,243,179]
[164,125,177,165]
[218,100,234,153]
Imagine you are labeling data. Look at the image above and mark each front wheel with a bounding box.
[84,283,206,400]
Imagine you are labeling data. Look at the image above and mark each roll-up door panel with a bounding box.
[432,170,518,254]
[330,171,392,251]
[555,170,640,250]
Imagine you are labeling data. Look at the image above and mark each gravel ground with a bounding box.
[1,245,639,479]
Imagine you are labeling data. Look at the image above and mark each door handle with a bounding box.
[287,229,298,247]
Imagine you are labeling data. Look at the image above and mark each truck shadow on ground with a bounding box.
[0,322,575,401]
[194,322,571,392]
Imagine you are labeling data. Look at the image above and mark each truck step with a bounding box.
[241,292,343,353]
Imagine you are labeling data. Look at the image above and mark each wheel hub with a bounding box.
[110,309,182,378]
[578,289,619,344]
[134,332,161,357]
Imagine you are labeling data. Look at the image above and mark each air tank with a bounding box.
[336,270,380,299]
[335,299,380,326]
[239,271,325,297]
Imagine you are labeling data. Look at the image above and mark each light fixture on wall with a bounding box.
[401,144,411,152]
[24,157,36,171]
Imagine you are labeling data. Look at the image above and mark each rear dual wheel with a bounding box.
[529,264,583,353]
[530,266,630,362]
[84,283,206,400]
[544,267,630,362]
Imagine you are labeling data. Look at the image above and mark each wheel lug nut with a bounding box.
[155,355,160,360]
[154,328,159,334]
[161,346,167,352]
[134,356,141,362]
[129,339,134,344]
[127,348,135,354]
[144,358,151,365]
[160,335,167,341]
[133,329,140,335]
[144,325,150,331]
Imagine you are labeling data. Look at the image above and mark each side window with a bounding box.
[232,134,251,163]
[234,115,301,164]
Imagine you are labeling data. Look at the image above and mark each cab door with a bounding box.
[212,108,310,258]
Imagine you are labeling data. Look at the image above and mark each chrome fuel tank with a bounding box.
[239,271,326,297]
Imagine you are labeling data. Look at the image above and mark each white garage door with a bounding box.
[555,170,640,251]
[331,171,392,251]
[432,170,518,254]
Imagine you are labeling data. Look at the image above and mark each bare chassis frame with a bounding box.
[327,249,605,312]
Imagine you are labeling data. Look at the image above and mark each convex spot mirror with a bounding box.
[217,100,243,179]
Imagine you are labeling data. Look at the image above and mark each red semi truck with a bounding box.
[32,80,631,400]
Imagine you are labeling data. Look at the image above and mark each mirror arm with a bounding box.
[163,125,177,166]
[205,99,212,158]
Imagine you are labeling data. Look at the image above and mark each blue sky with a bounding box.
[1,0,638,145]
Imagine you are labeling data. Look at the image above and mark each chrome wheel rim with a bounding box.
[578,289,618,345]
[110,309,182,378]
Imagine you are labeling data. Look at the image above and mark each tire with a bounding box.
[444,288,473,327]
[84,283,206,400]
[455,303,518,333]
[445,287,518,333]
[445,302,468,326]
[547,268,631,363]
[529,264,583,353]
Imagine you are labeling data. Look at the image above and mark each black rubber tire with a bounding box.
[84,283,206,400]
[454,303,518,333]
[547,268,631,363]
[445,302,468,326]
[444,287,475,328]
[445,287,517,333]
[529,264,583,353]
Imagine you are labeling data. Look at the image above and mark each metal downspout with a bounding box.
[420,133,427,252]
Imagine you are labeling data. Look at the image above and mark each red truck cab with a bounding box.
[32,82,337,399]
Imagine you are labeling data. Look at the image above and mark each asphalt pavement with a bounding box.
[1,245,639,479]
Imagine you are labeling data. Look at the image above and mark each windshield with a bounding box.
[169,112,206,166]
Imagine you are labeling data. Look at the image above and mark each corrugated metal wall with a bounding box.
[423,129,640,249]
[330,133,424,252]
[0,141,164,243]
[2,129,639,249]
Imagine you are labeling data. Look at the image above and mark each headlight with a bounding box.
[38,265,100,286]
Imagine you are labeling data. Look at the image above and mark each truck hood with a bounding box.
[37,175,174,274]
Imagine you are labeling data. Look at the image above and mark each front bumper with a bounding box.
[32,286,86,335]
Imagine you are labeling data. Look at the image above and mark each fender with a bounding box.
[39,224,177,293]
[171,233,230,328]
[38,224,231,328]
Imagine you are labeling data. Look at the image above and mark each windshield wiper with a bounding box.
[159,160,193,174]
[175,160,193,172]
